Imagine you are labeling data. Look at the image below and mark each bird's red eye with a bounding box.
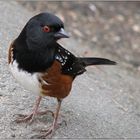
[43,26,50,32]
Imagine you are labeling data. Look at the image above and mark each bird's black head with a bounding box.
[19,12,69,51]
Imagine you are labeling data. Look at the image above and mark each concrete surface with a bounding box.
[0,1,140,139]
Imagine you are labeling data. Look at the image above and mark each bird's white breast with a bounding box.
[9,60,40,95]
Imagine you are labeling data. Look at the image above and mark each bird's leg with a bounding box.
[39,98,62,138]
[15,96,42,123]
[15,96,55,124]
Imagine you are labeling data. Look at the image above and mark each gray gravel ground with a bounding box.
[1,1,140,139]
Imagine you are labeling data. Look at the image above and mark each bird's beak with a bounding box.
[54,28,69,39]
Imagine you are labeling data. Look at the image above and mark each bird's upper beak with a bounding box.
[54,28,69,39]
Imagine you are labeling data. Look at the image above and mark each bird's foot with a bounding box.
[31,124,57,139]
[15,113,35,124]
[14,110,54,124]
[35,119,66,138]
[38,124,58,139]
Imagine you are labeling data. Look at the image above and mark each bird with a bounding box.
[8,12,116,138]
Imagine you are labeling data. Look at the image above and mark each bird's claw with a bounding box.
[34,119,66,138]
[14,113,34,124]
[39,125,56,139]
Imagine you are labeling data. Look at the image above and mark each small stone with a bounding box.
[116,15,124,22]
[89,4,97,12]
[11,134,16,137]
[91,36,98,42]
[132,25,140,32]
[132,44,139,50]
[73,29,83,38]
[113,36,121,42]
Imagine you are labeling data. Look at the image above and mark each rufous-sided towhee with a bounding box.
[8,12,116,138]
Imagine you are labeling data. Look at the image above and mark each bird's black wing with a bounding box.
[55,43,86,77]
[55,43,116,77]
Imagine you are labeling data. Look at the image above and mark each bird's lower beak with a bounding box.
[54,28,69,39]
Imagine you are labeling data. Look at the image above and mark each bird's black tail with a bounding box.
[78,57,117,67]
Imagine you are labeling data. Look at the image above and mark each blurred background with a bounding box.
[18,1,140,72]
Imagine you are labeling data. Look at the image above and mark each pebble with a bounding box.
[11,134,16,138]
[91,36,98,42]
[116,14,125,22]
[113,36,121,42]
[73,29,83,38]
[89,4,97,13]
[132,44,139,50]
[132,25,140,32]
